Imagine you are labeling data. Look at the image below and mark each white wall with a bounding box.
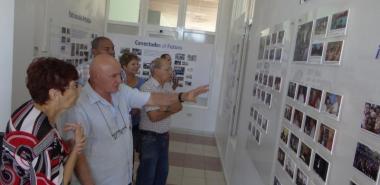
[0,0,15,131]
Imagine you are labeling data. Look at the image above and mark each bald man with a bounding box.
[59,54,208,185]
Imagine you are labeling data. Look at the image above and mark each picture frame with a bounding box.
[274,77,282,91]
[328,10,349,36]
[285,156,296,179]
[353,142,380,182]
[361,102,380,136]
[275,48,283,62]
[314,16,329,37]
[268,75,274,88]
[292,109,304,129]
[278,147,286,166]
[289,133,300,154]
[317,123,335,152]
[287,82,297,99]
[281,127,290,144]
[309,42,324,63]
[313,153,329,182]
[304,115,317,139]
[308,88,322,110]
[321,92,342,119]
[284,105,293,122]
[299,142,312,167]
[295,168,308,185]
[296,84,308,104]
[324,40,344,64]
[293,21,313,62]
[277,30,285,44]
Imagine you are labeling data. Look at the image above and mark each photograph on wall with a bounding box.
[262,118,268,131]
[174,66,185,75]
[268,75,274,88]
[261,90,266,102]
[275,48,282,61]
[265,93,272,107]
[353,142,380,181]
[266,35,271,46]
[278,147,286,166]
[287,82,297,99]
[281,127,290,144]
[296,168,308,185]
[293,21,313,62]
[187,54,197,62]
[274,77,282,91]
[304,115,317,139]
[314,16,328,36]
[274,176,282,185]
[310,42,324,61]
[299,142,312,166]
[263,74,268,86]
[308,88,322,110]
[258,37,266,60]
[254,110,258,121]
[132,48,142,55]
[175,53,185,60]
[289,133,300,154]
[259,73,263,84]
[269,49,275,60]
[361,102,380,135]
[250,107,254,117]
[272,32,277,45]
[293,109,304,129]
[313,153,329,181]
[255,129,261,144]
[264,49,269,59]
[321,92,342,118]
[330,10,349,32]
[285,156,296,179]
[324,40,343,63]
[284,105,293,121]
[143,63,151,69]
[257,89,261,100]
[253,84,257,97]
[317,123,335,151]
[255,73,259,81]
[277,30,285,44]
[296,84,307,103]
[258,114,263,127]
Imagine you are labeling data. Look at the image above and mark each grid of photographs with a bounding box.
[254,72,283,92]
[257,30,286,63]
[292,10,349,64]
[250,107,270,143]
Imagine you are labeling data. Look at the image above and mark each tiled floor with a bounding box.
[133,132,226,185]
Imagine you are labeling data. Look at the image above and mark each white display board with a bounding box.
[107,33,212,98]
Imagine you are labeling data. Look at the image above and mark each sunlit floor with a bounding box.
[133,131,226,185]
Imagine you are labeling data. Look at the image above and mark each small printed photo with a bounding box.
[322,92,342,117]
[174,60,181,65]
[317,123,335,151]
[187,54,197,62]
[71,44,75,56]
[275,48,282,61]
[299,142,312,166]
[274,176,282,185]
[259,73,263,84]
[289,133,300,154]
[254,110,258,121]
[308,88,322,110]
[280,127,289,144]
[258,114,263,127]
[60,45,65,51]
[61,27,66,34]
[258,37,266,60]
[79,51,83,57]
[261,90,266,102]
[255,129,261,143]
[284,105,293,121]
[285,156,296,179]
[248,121,252,131]
[269,49,275,60]
[330,10,349,32]
[353,142,380,182]
[185,75,192,79]
[120,48,130,54]
[257,89,261,100]
[304,115,317,139]
[287,82,297,99]
[296,85,307,103]
[266,35,271,46]
[271,32,277,45]
[262,118,268,131]
[274,77,282,91]
[132,48,142,55]
[175,53,185,60]
[277,148,285,166]
[66,37,71,43]
[277,30,285,44]
[293,21,313,62]
[61,36,66,43]
[250,107,254,117]
[185,81,192,86]
[66,28,70,34]
[264,49,269,60]
[268,75,274,88]
[252,125,256,137]
[292,109,304,129]
[255,73,259,81]
[174,66,185,75]
[295,168,308,185]
[265,93,272,107]
[325,40,343,63]
[313,153,329,182]
[314,16,328,36]
[361,102,380,135]
[182,61,189,66]
[310,42,324,58]
[263,75,268,86]
[143,63,151,69]
[142,71,150,76]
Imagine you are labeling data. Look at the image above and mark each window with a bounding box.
[185,0,219,32]
[148,0,180,27]
[108,0,140,23]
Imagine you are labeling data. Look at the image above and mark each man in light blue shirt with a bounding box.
[60,54,208,185]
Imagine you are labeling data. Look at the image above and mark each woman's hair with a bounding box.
[119,52,140,67]
[160,53,171,60]
[26,57,79,104]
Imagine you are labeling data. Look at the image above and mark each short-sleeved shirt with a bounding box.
[139,78,173,134]
[58,83,150,185]
[126,76,146,127]
[1,101,69,185]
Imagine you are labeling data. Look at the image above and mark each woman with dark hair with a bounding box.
[0,58,85,185]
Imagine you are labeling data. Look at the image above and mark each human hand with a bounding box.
[168,102,182,113]
[182,85,209,102]
[64,123,86,154]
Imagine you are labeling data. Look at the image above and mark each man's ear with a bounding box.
[48,88,62,101]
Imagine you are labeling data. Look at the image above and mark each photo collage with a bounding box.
[293,10,349,64]
[253,71,283,109]
[60,26,94,66]
[248,107,270,145]
[276,81,344,183]
[258,30,286,63]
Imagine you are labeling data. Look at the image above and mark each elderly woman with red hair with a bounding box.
[0,58,85,185]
